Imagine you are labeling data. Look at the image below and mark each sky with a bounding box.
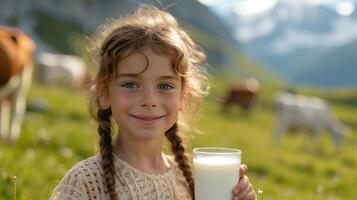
[198,0,357,17]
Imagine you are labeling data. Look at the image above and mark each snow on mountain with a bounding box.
[207,0,357,87]
[233,0,357,54]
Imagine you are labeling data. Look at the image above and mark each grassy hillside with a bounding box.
[0,79,356,199]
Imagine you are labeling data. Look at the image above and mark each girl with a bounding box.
[50,5,256,200]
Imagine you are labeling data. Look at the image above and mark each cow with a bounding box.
[222,78,260,112]
[36,52,90,89]
[0,26,35,141]
[274,92,348,147]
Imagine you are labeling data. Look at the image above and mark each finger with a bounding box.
[232,186,239,196]
[238,191,256,200]
[245,191,257,200]
[232,182,245,196]
[239,182,252,198]
[232,175,249,196]
[238,183,254,200]
[238,175,249,189]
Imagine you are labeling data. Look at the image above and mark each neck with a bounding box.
[112,133,170,174]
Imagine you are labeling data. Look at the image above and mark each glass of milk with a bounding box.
[193,147,241,200]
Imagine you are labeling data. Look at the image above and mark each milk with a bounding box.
[193,148,241,200]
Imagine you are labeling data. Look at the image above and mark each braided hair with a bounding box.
[96,108,117,200]
[165,123,195,198]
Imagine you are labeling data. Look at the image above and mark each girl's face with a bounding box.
[100,47,182,141]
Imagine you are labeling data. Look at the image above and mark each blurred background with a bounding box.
[0,0,356,199]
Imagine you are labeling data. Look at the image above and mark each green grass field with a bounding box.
[0,79,356,200]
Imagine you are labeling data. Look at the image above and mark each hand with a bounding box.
[231,164,256,200]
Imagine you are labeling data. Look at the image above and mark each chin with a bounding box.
[131,128,165,140]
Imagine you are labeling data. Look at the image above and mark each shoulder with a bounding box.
[50,155,105,200]
[71,155,104,176]
[62,155,103,182]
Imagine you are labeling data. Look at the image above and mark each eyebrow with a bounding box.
[116,73,179,80]
[158,75,179,81]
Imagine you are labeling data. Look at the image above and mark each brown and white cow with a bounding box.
[274,92,349,147]
[0,26,35,141]
[222,78,261,112]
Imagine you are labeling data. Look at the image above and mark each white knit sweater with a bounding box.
[50,154,192,200]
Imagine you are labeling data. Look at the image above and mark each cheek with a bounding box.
[110,93,133,111]
[163,94,181,112]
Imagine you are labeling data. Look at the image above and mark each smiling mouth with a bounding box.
[130,114,165,123]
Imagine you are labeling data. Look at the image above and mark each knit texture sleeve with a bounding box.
[50,157,105,200]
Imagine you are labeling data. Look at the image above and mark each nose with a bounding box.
[140,88,157,108]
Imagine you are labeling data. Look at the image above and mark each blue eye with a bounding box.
[158,83,174,90]
[122,82,139,89]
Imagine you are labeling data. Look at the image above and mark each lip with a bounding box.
[130,114,165,125]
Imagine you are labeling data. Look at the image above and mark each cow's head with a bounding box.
[329,120,350,147]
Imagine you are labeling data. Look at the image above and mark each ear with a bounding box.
[98,86,111,110]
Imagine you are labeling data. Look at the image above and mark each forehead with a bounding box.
[116,47,176,76]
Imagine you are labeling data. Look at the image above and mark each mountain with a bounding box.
[0,0,239,55]
[290,39,357,88]
[214,0,357,88]
[0,0,281,84]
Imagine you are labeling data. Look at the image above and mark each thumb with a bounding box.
[239,164,248,179]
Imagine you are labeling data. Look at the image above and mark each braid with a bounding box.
[97,108,118,200]
[165,123,195,199]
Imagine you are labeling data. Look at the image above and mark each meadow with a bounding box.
[0,78,356,200]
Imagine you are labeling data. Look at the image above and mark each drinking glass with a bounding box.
[193,147,241,200]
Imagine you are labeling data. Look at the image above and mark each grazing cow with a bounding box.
[274,92,348,147]
[0,26,35,141]
[222,78,260,112]
[36,52,90,88]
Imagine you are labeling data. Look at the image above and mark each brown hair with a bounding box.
[90,5,208,200]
